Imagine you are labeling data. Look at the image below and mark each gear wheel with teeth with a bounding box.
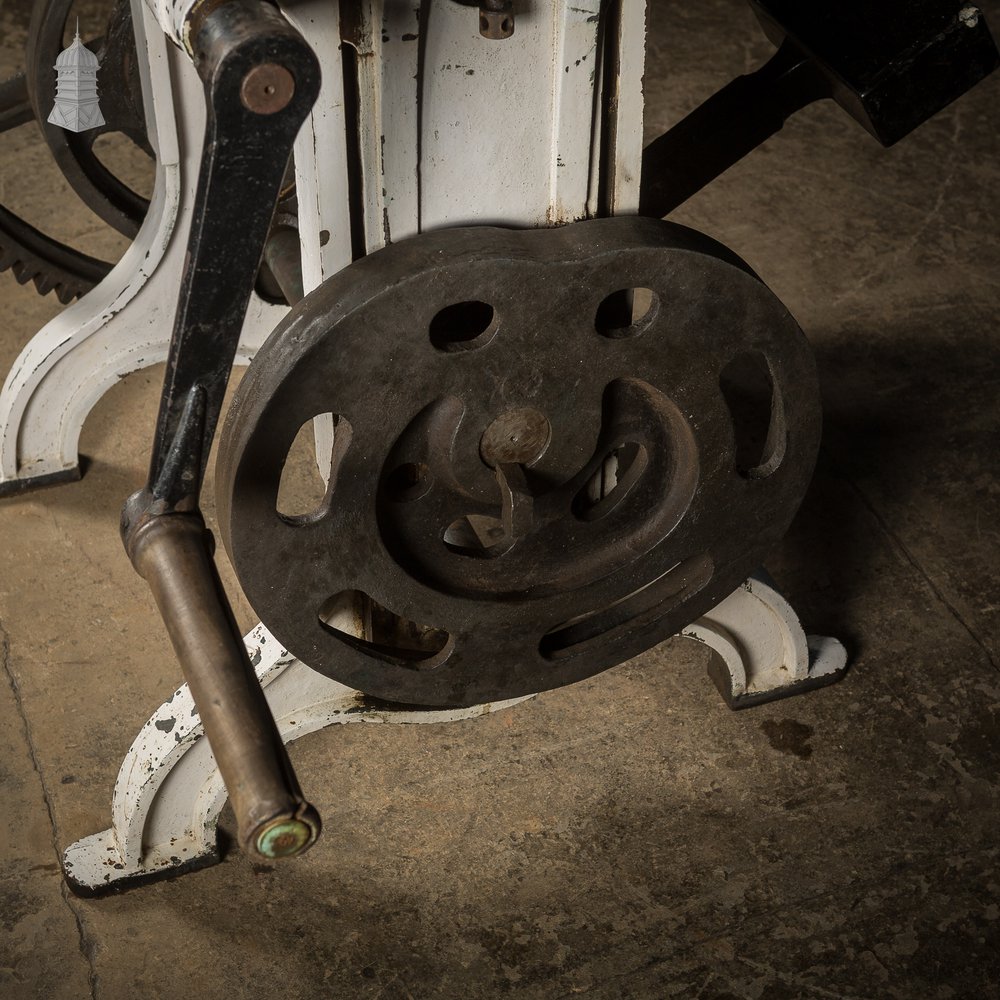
[0,201,111,304]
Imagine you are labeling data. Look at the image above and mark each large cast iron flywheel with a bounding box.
[216,217,820,708]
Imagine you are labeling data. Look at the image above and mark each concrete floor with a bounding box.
[2,1,999,997]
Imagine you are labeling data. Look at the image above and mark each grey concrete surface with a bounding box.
[1,2,999,998]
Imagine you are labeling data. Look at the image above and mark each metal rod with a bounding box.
[127,512,321,858]
[262,225,305,305]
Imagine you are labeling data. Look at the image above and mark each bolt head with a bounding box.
[241,63,295,115]
[479,9,514,40]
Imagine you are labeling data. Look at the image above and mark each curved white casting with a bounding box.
[0,0,285,494]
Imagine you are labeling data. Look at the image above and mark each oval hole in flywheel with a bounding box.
[318,590,451,669]
[595,288,658,338]
[539,554,714,662]
[429,300,498,351]
[719,352,786,479]
[276,413,352,520]
[573,441,647,521]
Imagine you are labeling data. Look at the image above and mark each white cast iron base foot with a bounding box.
[62,576,848,895]
[62,623,530,896]
[685,571,848,709]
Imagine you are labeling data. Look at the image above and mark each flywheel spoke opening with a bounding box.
[318,589,452,670]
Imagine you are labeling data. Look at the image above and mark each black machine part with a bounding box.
[216,217,822,709]
[750,0,999,147]
[640,0,999,218]
[0,0,984,865]
[120,0,322,861]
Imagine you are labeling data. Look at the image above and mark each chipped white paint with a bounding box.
[62,623,530,893]
[418,0,621,229]
[608,1,647,214]
[300,0,646,472]
[352,1,422,249]
[685,572,848,706]
[285,0,353,292]
[143,0,199,53]
[64,577,846,891]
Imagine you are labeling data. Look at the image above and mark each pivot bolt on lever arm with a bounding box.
[121,0,321,860]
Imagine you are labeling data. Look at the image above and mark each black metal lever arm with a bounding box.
[122,0,321,861]
[149,0,320,494]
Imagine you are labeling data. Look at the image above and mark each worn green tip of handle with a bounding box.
[255,814,320,859]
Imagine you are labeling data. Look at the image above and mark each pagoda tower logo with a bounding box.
[48,20,105,133]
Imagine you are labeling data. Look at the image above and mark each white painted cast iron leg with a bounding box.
[62,580,848,895]
[62,623,531,895]
[0,0,285,496]
[686,570,848,709]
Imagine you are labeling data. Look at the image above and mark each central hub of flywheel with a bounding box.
[216,217,820,707]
